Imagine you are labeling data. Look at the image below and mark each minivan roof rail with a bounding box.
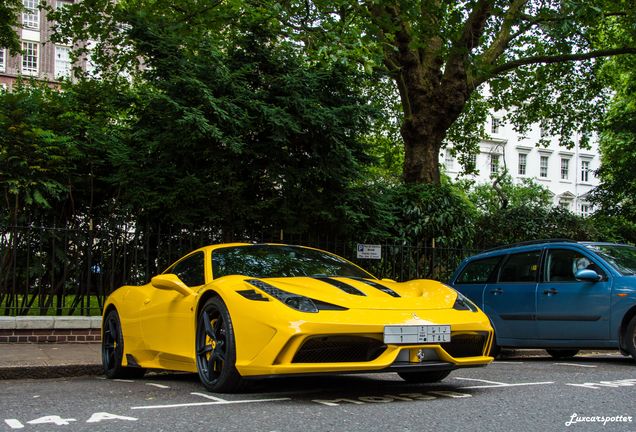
[483,238,577,253]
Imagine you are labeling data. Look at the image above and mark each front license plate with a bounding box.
[383,325,451,344]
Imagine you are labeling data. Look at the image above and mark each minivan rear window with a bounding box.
[498,251,541,283]
[455,257,500,284]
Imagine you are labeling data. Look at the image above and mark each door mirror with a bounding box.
[151,274,194,296]
[574,269,602,283]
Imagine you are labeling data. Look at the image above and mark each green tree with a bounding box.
[276,0,636,184]
[0,0,21,53]
[592,55,636,220]
[49,0,383,240]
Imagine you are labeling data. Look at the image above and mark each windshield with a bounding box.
[586,244,636,275]
[211,245,374,279]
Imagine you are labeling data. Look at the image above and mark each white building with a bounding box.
[444,114,600,217]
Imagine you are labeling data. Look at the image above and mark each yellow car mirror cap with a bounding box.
[151,274,194,296]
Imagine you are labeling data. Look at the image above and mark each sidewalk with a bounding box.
[0,343,102,380]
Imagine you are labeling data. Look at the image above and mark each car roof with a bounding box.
[466,239,631,261]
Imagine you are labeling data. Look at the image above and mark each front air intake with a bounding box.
[292,336,386,363]
[441,333,487,358]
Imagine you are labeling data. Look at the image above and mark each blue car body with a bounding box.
[449,241,636,352]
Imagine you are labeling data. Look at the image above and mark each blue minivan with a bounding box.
[449,240,636,359]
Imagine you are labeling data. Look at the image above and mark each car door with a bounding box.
[139,252,204,363]
[483,250,541,341]
[536,247,611,340]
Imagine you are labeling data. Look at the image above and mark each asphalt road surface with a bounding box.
[1,352,635,432]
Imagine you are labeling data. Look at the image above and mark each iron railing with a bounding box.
[0,225,479,316]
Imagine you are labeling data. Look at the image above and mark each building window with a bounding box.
[467,153,477,171]
[56,1,71,9]
[559,198,572,210]
[444,149,454,171]
[0,49,5,72]
[55,46,72,79]
[518,153,527,175]
[491,117,501,134]
[22,0,40,30]
[22,41,39,75]
[561,158,570,180]
[581,160,590,182]
[539,155,549,178]
[580,203,592,217]
[490,154,500,174]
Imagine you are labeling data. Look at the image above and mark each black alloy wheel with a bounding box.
[102,310,145,379]
[397,370,451,383]
[546,349,580,359]
[624,315,636,361]
[196,297,242,392]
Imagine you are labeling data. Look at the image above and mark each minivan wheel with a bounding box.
[624,315,636,361]
[546,349,579,359]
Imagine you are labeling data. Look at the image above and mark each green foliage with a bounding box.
[0,83,74,222]
[592,54,636,220]
[388,183,477,249]
[0,0,21,53]
[469,176,553,214]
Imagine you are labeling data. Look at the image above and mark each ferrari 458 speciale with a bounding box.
[102,243,494,392]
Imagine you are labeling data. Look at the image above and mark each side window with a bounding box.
[498,251,541,283]
[545,249,605,282]
[168,252,205,287]
[456,257,500,284]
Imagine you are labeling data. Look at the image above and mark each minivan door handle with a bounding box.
[489,288,503,295]
[543,288,558,296]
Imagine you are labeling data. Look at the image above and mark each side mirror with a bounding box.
[151,274,194,296]
[574,269,602,283]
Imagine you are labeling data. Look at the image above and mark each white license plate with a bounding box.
[383,325,451,344]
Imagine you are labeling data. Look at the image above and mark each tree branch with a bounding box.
[482,0,528,65]
[476,47,636,86]
[453,0,494,53]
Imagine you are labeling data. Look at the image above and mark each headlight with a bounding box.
[452,291,478,312]
[245,279,318,313]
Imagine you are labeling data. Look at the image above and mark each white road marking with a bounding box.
[566,378,636,389]
[454,377,554,389]
[191,392,227,402]
[4,419,24,429]
[113,379,135,383]
[454,377,506,385]
[554,363,597,368]
[130,397,291,410]
[146,383,171,389]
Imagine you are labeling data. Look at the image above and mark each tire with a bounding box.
[196,297,242,392]
[624,315,636,361]
[398,370,451,383]
[489,342,501,359]
[546,349,579,359]
[102,310,146,379]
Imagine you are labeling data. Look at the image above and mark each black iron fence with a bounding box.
[0,225,479,316]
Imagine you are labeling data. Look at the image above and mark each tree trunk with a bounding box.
[401,114,444,185]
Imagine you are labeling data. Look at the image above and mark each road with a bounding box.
[1,352,635,432]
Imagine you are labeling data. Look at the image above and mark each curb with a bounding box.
[0,364,103,380]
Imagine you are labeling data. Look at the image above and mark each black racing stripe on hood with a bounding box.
[313,277,366,296]
[350,277,400,298]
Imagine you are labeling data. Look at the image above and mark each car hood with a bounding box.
[244,276,458,310]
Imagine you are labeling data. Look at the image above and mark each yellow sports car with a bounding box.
[102,243,494,392]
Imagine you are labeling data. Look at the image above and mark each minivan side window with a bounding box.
[456,257,500,284]
[498,251,541,283]
[545,249,606,282]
